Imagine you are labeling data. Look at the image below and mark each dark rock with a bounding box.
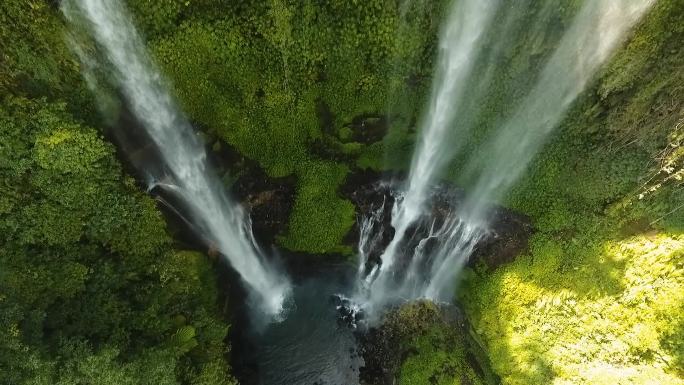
[341,168,534,273]
[347,113,389,144]
[340,168,397,262]
[471,206,534,269]
[232,165,296,247]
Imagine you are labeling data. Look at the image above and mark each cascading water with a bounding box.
[355,0,654,320]
[62,0,291,318]
[356,0,499,317]
[462,0,656,217]
[425,0,656,300]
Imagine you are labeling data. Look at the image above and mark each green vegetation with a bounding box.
[462,233,683,385]
[2,1,683,384]
[0,96,236,385]
[387,302,497,385]
[128,0,446,254]
[0,2,235,384]
[366,301,499,384]
[458,1,684,384]
[278,160,355,254]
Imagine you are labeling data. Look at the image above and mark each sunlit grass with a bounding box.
[462,233,684,385]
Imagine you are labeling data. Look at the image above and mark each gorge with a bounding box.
[1,1,682,385]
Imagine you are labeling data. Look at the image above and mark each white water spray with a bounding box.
[379,0,498,273]
[463,0,655,218]
[424,0,655,300]
[63,0,291,318]
[356,0,498,316]
[356,0,654,318]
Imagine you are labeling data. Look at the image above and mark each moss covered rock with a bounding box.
[360,301,500,385]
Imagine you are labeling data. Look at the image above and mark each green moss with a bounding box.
[357,122,416,171]
[462,232,684,385]
[139,0,446,253]
[278,160,355,254]
[377,302,497,385]
[400,325,487,385]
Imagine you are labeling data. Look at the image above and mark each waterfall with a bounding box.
[463,0,655,218]
[356,0,654,319]
[352,0,499,317]
[425,0,655,300]
[62,0,291,318]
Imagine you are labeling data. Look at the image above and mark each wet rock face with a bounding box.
[341,169,534,272]
[473,206,534,269]
[232,166,296,247]
[111,103,297,251]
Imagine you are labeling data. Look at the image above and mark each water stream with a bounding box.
[63,0,655,383]
[63,0,291,318]
[234,268,362,385]
[355,0,654,320]
[426,0,655,299]
[355,0,498,318]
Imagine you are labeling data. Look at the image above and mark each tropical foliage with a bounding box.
[459,1,684,384]
[0,2,234,384]
[1,0,682,384]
